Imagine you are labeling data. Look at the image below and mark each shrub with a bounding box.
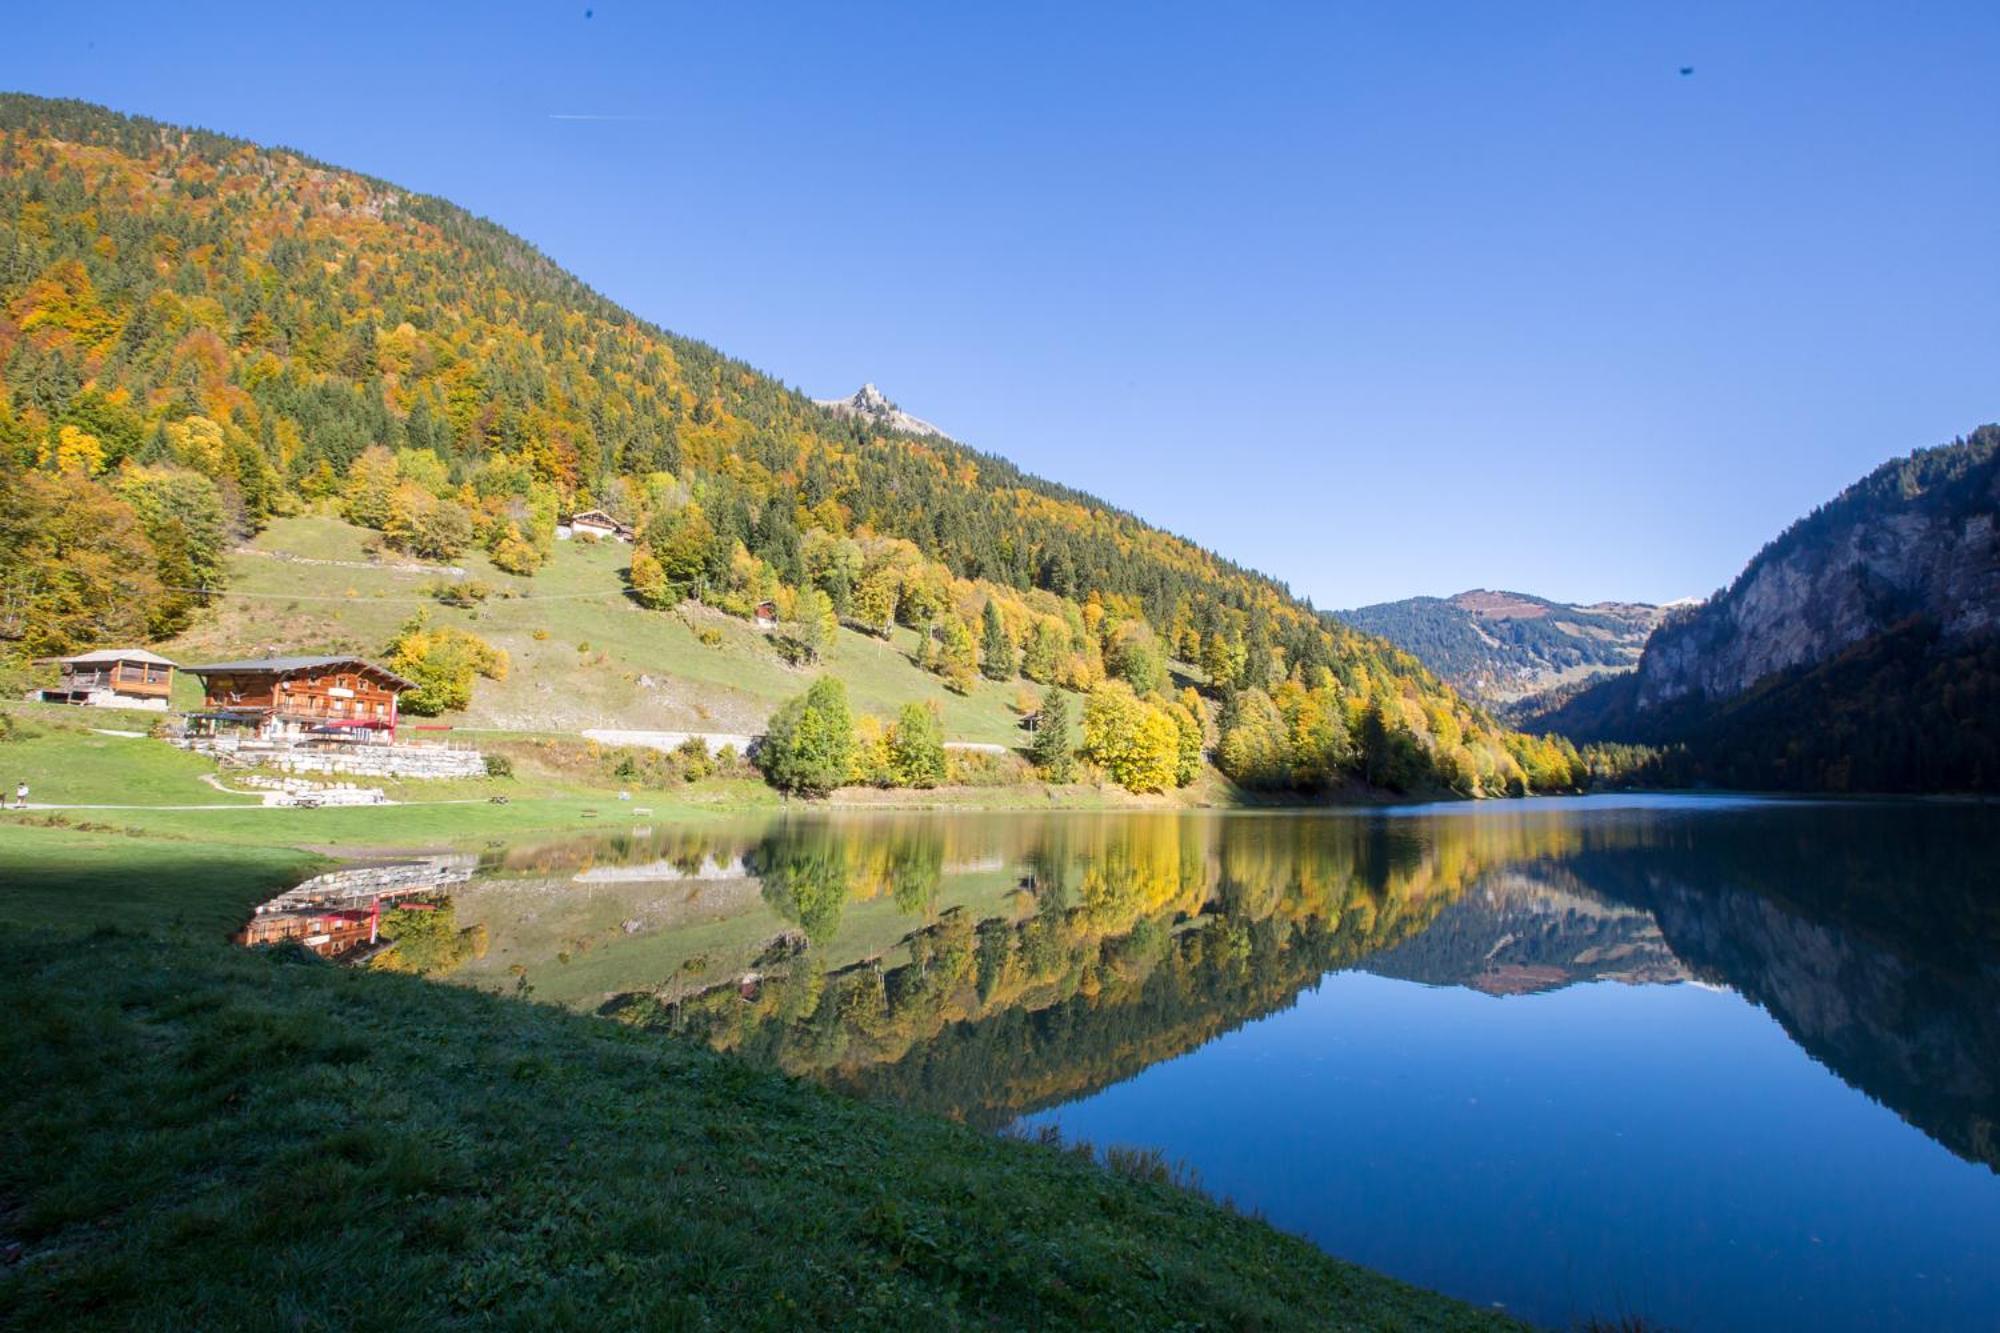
[386,613,509,715]
[483,753,514,779]
[673,736,713,781]
[948,749,1031,787]
[429,579,490,608]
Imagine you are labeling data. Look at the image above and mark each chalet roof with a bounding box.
[564,509,635,533]
[60,648,178,666]
[181,656,418,692]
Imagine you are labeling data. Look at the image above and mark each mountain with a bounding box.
[0,93,1579,798]
[812,383,946,438]
[1335,589,1669,704]
[1529,427,2000,791]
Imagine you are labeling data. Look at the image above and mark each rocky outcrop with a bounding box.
[1633,426,2000,708]
[813,383,947,438]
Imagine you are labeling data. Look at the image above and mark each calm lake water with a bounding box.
[444,795,2000,1330]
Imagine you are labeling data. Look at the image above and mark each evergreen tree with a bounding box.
[980,600,1015,680]
[1021,617,1065,683]
[1030,687,1077,783]
[932,614,978,694]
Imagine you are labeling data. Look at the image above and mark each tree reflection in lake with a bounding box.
[453,801,2000,1174]
[448,798,2000,1329]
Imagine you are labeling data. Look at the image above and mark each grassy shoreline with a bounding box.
[0,767,1522,1329]
[0,713,1525,1328]
[0,920,1519,1330]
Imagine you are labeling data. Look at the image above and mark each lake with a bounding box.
[442,795,2000,1330]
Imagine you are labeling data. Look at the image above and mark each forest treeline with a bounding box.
[1531,619,2000,792]
[0,93,1596,797]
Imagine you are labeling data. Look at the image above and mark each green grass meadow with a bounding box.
[161,513,1044,744]
[0,524,1511,1329]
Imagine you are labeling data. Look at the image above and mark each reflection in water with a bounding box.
[446,799,2000,1329]
[452,803,2000,1168]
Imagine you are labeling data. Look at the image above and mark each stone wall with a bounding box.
[269,745,487,780]
[181,736,486,779]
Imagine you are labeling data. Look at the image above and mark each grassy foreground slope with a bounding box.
[0,852,1513,1330]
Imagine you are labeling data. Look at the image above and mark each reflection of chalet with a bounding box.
[182,656,416,743]
[235,908,376,958]
[38,649,177,710]
[557,509,635,542]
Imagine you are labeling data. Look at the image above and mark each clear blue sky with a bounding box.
[8,2,1998,607]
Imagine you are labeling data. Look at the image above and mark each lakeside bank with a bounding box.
[0,816,1519,1331]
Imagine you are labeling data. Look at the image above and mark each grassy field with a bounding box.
[0,925,1518,1331]
[158,512,1049,745]
[0,731,1516,1330]
[0,823,320,935]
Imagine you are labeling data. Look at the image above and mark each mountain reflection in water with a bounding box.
[449,799,1999,1174]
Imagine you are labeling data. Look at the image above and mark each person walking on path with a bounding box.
[13,780,26,810]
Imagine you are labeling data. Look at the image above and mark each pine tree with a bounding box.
[933,614,978,694]
[1021,617,1065,682]
[980,600,1014,680]
[1030,687,1077,783]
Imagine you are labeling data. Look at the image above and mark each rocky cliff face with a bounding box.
[813,383,947,438]
[1633,427,2000,709]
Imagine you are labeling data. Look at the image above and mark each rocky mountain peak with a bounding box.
[814,383,946,439]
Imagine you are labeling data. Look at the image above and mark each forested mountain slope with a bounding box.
[0,93,1586,796]
[1530,427,2000,790]
[1336,590,1666,703]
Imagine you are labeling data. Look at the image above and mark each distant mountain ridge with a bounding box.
[1530,426,2000,791]
[813,383,946,438]
[1335,589,1669,704]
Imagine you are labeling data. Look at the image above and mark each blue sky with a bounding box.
[7,2,1998,607]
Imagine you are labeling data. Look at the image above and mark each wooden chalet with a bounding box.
[558,509,635,542]
[39,649,177,710]
[181,656,416,743]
